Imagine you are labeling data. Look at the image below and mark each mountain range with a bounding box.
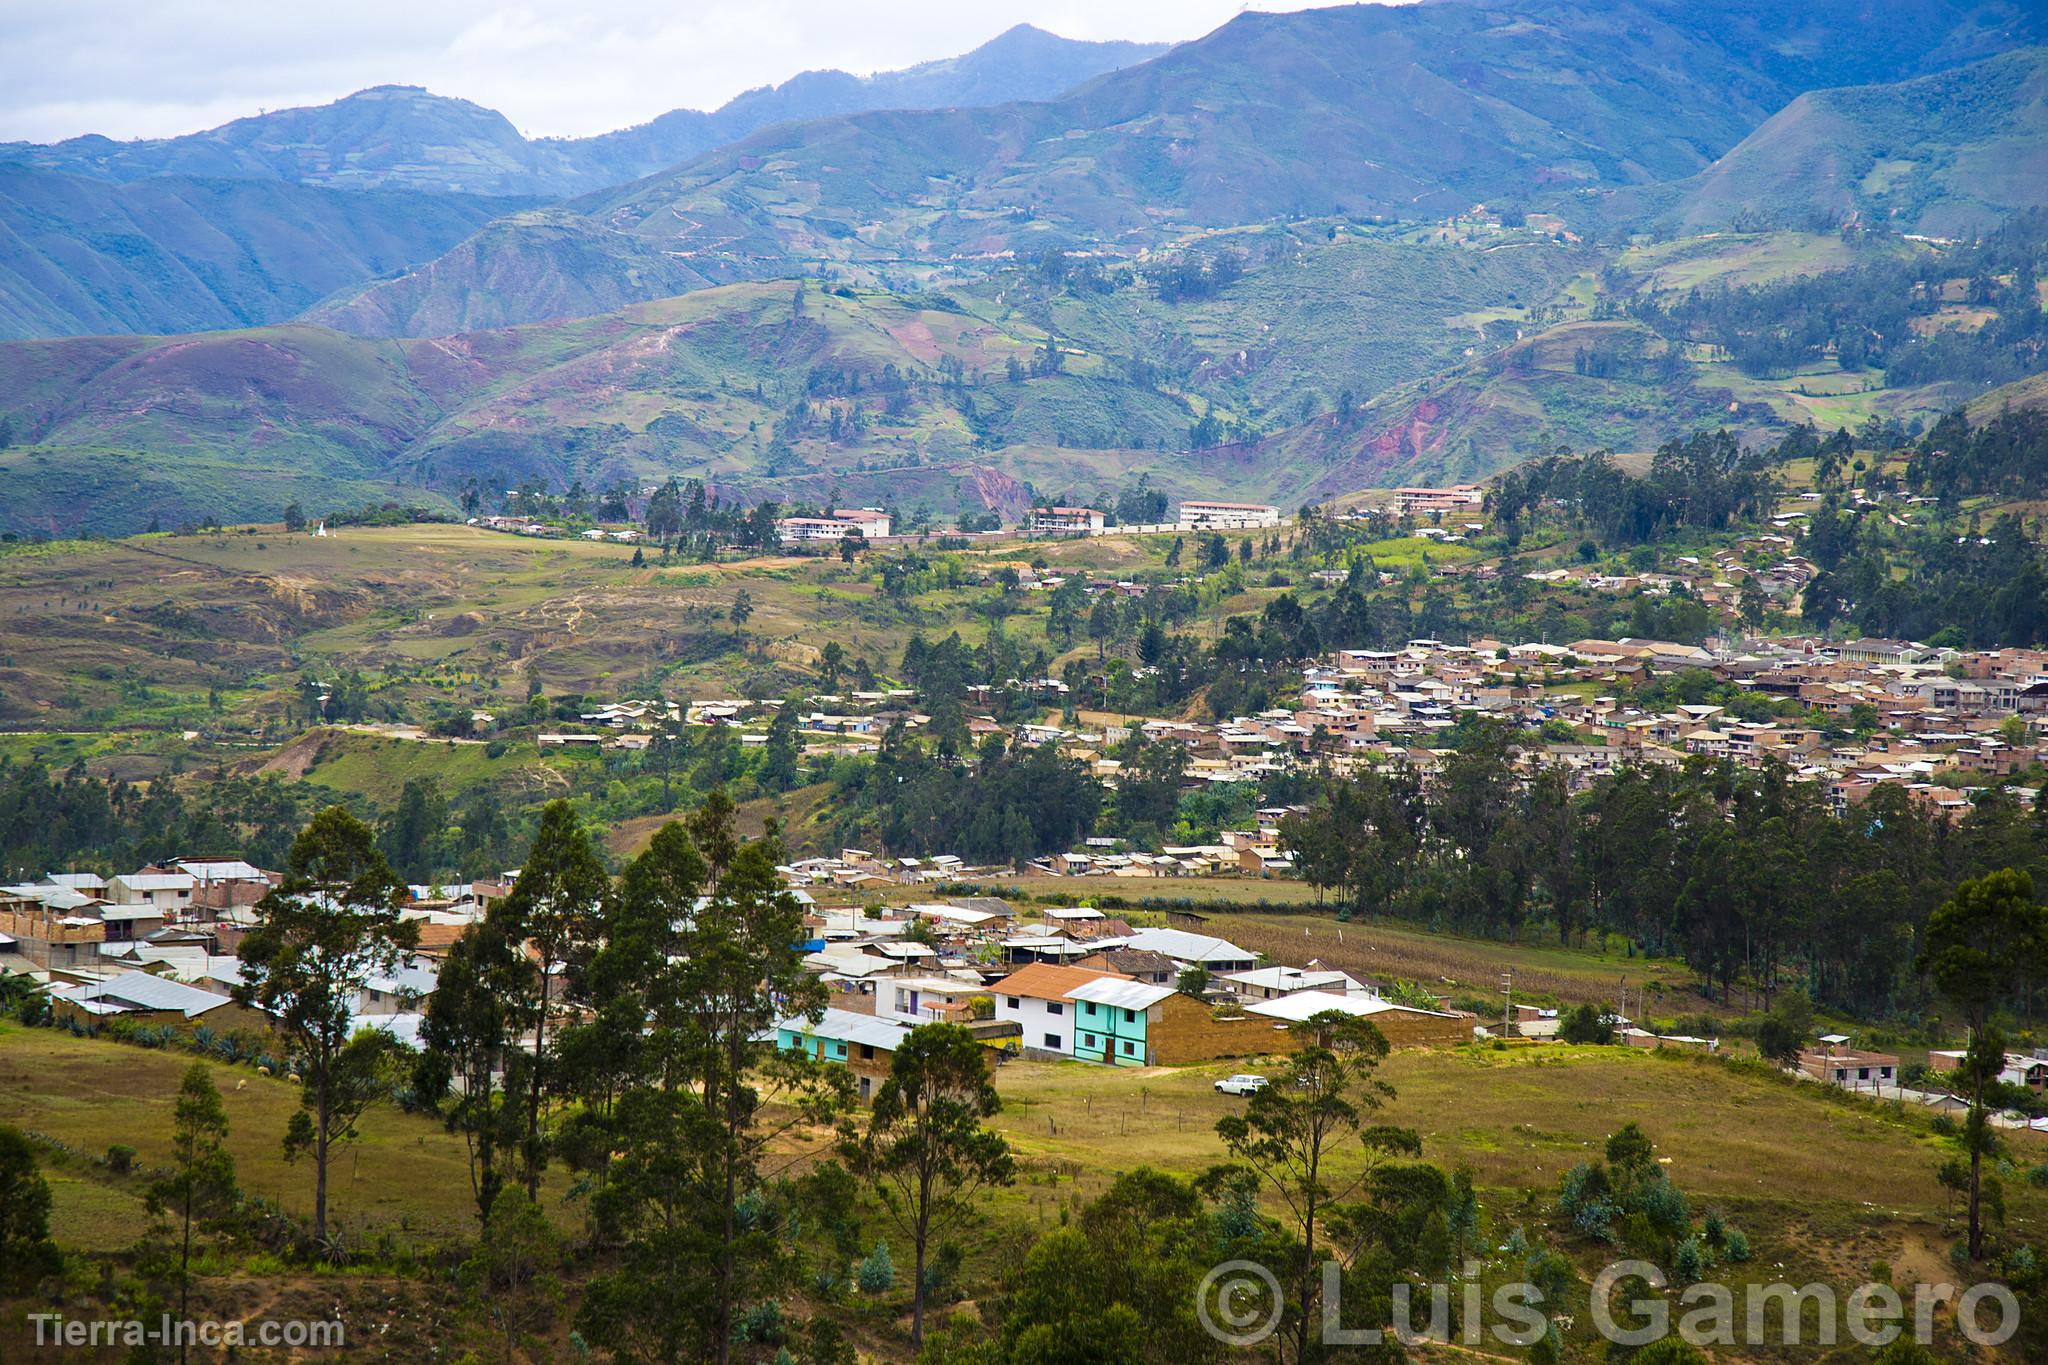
[310,0,2048,338]
[0,0,2044,536]
[0,26,1166,199]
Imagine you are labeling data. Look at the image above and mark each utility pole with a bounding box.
[1501,969,1514,1038]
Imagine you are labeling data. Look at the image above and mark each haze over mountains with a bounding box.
[1,0,2045,537]
[0,26,1168,199]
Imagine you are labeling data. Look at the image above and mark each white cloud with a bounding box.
[0,0,1373,143]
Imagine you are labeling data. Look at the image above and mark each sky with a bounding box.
[0,0,1366,145]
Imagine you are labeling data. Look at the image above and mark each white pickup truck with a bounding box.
[1213,1073,1268,1096]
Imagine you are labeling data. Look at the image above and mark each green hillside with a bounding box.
[6,212,2021,537]
[0,167,527,339]
[1652,46,2048,235]
[0,231,1608,535]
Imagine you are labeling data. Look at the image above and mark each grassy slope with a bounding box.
[0,166,527,340]
[1662,47,2048,237]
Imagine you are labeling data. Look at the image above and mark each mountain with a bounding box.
[0,27,1168,200]
[315,0,2044,338]
[0,166,529,338]
[553,25,1170,192]
[1653,47,2048,236]
[0,230,1602,535]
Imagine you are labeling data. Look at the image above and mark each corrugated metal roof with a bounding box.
[1064,979,1175,1011]
[779,1007,914,1053]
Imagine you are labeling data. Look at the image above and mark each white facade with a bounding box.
[1030,507,1105,534]
[1178,501,1280,531]
[994,991,1078,1054]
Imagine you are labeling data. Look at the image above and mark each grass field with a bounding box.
[0,1024,512,1248]
[9,1017,2045,1362]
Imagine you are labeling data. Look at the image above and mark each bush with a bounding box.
[1559,1002,1615,1045]
[1673,1235,1706,1284]
[855,1240,894,1293]
[1724,1228,1751,1262]
[105,1144,137,1175]
[730,1300,785,1345]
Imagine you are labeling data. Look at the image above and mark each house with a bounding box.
[1797,1042,1899,1090]
[990,963,1130,1056]
[775,1007,915,1103]
[1072,947,1180,985]
[1178,501,1280,532]
[0,886,105,969]
[832,508,893,539]
[1067,978,1176,1066]
[1240,990,1471,1046]
[47,971,259,1031]
[1222,965,1370,1001]
[877,976,989,1026]
[106,872,197,917]
[1029,507,1106,535]
[1117,927,1258,974]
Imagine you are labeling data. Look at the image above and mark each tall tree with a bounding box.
[1918,868,2048,1260]
[496,799,608,1199]
[847,1022,1014,1347]
[579,803,846,1364]
[233,806,418,1242]
[1215,1012,1393,1364]
[146,1064,238,1365]
[0,1124,59,1291]
[416,916,531,1227]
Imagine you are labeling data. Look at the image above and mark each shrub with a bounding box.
[855,1240,894,1293]
[105,1144,137,1175]
[1724,1228,1751,1262]
[1559,1003,1615,1045]
[730,1300,785,1345]
[1673,1235,1706,1284]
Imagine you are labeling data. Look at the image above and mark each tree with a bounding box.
[282,502,307,532]
[1754,990,1814,1066]
[819,640,847,690]
[730,589,754,627]
[461,1188,563,1365]
[417,916,530,1227]
[1918,868,2048,1260]
[233,806,419,1242]
[579,804,845,1365]
[378,776,447,883]
[147,1064,238,1365]
[495,799,608,1200]
[761,703,802,792]
[1558,1002,1615,1045]
[1215,1011,1392,1363]
[0,1124,59,1291]
[848,1022,1015,1347]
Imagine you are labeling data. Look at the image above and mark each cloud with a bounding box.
[0,0,1368,143]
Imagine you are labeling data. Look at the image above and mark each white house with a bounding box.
[990,963,1128,1055]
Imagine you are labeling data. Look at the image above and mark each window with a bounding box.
[1047,1002,1064,1016]
[1084,1034,1097,1048]
[859,1044,875,1061]
[1007,996,1021,1009]
[1123,1008,1136,1023]
[1044,1033,1062,1049]
[1121,1041,1135,1056]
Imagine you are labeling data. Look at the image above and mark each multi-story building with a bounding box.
[1178,500,1280,531]
[1029,506,1106,535]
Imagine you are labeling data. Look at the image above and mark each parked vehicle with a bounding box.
[1214,1073,1268,1095]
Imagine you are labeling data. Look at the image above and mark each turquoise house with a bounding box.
[1067,979,1174,1067]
